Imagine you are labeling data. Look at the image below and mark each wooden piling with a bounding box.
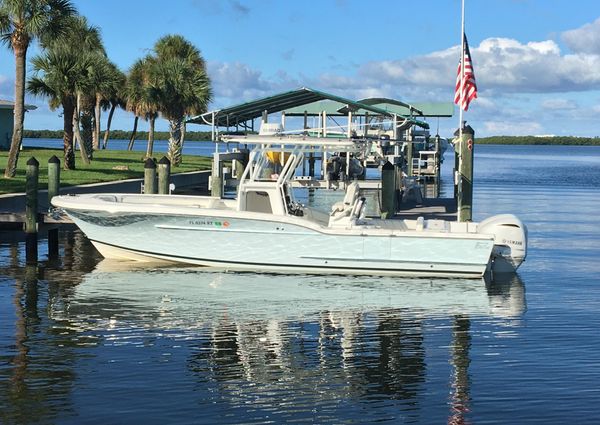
[233,149,249,180]
[47,155,60,205]
[144,158,157,194]
[457,125,475,222]
[158,156,171,194]
[395,162,403,208]
[47,227,59,260]
[25,157,39,264]
[211,153,223,198]
[454,145,459,200]
[406,139,414,176]
[381,161,396,219]
[47,155,60,259]
[433,135,441,197]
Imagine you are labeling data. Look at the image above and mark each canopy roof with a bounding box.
[356,99,454,118]
[286,98,453,118]
[188,87,430,129]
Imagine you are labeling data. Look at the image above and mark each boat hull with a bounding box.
[65,208,494,278]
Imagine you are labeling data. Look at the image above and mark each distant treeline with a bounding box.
[23,129,214,141]
[477,136,600,145]
[22,130,600,146]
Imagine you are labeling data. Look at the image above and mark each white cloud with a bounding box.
[562,17,600,54]
[200,18,600,136]
[540,98,578,110]
[483,120,543,136]
[205,17,600,111]
[207,61,301,107]
[207,61,271,100]
[474,38,600,92]
[358,46,456,88]
[356,36,600,96]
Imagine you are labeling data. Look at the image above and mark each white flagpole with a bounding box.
[459,0,465,137]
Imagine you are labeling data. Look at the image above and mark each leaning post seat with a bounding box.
[329,182,361,222]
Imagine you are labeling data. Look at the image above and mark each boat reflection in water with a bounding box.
[46,262,526,423]
[63,260,526,325]
[2,236,526,424]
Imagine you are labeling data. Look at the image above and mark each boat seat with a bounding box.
[330,182,360,215]
[330,182,363,223]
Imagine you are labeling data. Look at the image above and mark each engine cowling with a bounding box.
[477,214,528,273]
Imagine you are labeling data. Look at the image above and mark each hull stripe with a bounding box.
[89,239,485,277]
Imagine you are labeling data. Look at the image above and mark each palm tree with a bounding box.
[76,51,118,160]
[126,57,159,158]
[148,35,211,166]
[125,58,145,151]
[27,47,93,169]
[42,15,107,161]
[95,62,124,150]
[0,0,76,178]
[101,68,126,149]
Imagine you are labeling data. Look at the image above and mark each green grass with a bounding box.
[0,148,211,194]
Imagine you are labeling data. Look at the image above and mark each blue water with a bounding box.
[1,144,600,424]
[23,137,225,157]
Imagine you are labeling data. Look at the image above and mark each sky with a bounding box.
[2,0,600,138]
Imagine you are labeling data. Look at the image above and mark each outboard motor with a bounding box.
[477,214,528,273]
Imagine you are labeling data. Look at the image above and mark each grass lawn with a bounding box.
[0,148,211,194]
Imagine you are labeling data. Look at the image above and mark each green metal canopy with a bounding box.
[188,87,429,129]
[340,98,454,118]
[338,98,424,116]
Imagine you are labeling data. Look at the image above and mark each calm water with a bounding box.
[22,138,226,157]
[2,144,600,424]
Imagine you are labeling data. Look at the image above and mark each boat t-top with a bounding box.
[52,134,527,278]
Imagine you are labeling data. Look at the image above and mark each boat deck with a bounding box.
[394,197,457,221]
[0,197,459,230]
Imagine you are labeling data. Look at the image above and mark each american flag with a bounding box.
[454,34,477,111]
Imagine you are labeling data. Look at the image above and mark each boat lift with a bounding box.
[188,87,447,196]
[188,87,453,219]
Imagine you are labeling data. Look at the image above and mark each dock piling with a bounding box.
[457,125,475,222]
[47,155,61,259]
[158,156,171,195]
[210,153,223,198]
[406,135,414,177]
[144,158,157,194]
[454,144,459,200]
[47,155,60,206]
[25,157,39,264]
[381,161,396,219]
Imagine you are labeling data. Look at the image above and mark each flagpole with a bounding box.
[459,0,465,138]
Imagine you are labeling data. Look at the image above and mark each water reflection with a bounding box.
[0,234,526,424]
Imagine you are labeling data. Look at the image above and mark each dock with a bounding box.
[0,169,210,230]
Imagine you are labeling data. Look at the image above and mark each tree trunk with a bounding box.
[180,121,186,151]
[146,115,156,159]
[127,116,139,151]
[63,97,76,170]
[167,117,183,166]
[73,94,91,165]
[3,40,29,178]
[93,93,101,150]
[81,109,94,160]
[102,103,117,149]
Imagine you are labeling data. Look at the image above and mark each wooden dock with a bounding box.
[0,169,211,231]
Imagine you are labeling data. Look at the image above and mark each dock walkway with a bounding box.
[0,170,210,230]
[1,171,458,230]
